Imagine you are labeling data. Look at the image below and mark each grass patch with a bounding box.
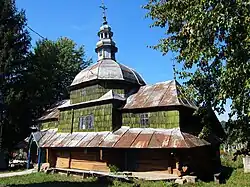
[0,153,249,187]
[0,169,250,187]
[0,172,171,187]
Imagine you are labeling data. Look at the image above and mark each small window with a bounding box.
[79,116,86,129]
[79,114,94,130]
[140,113,149,128]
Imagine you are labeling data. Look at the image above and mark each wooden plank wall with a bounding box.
[133,149,175,172]
[49,148,125,172]
[70,149,109,172]
[47,147,215,178]
[48,148,176,173]
[55,151,70,168]
[102,149,125,171]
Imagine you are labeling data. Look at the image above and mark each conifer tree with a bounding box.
[0,0,31,150]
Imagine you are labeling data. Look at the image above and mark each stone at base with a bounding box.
[243,156,250,173]
[175,178,186,185]
[182,175,197,183]
[214,173,221,184]
[0,151,8,170]
[41,163,50,172]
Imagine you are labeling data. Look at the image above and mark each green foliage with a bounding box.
[0,0,91,149]
[221,152,243,169]
[0,0,31,149]
[144,0,250,145]
[26,38,91,120]
[108,164,120,173]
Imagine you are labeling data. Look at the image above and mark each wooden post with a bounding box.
[46,149,49,163]
[100,149,103,161]
[71,109,74,133]
[68,151,72,169]
[26,136,32,169]
[37,148,42,172]
[124,150,127,171]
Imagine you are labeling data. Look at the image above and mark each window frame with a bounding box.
[140,113,149,128]
[79,114,94,130]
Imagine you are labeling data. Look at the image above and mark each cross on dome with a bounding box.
[99,0,108,25]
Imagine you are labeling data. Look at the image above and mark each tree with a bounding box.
[0,0,91,151]
[0,0,31,150]
[26,38,91,125]
[144,0,250,147]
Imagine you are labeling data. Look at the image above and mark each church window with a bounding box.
[79,114,94,130]
[140,113,149,127]
[105,33,108,38]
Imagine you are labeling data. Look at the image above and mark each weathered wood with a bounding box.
[46,149,49,163]
[56,157,70,168]
[100,149,103,161]
[70,160,109,172]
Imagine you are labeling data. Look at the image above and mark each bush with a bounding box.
[109,164,120,173]
[221,153,243,169]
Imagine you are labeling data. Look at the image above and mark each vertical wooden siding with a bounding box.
[122,110,180,129]
[70,84,125,104]
[73,104,113,132]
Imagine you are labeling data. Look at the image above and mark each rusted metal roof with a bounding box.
[70,59,146,87]
[31,126,209,149]
[37,100,70,121]
[123,80,197,110]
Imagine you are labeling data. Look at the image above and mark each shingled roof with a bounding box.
[123,80,197,110]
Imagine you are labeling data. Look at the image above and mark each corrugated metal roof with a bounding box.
[70,59,146,87]
[37,100,70,121]
[123,80,197,109]
[31,126,209,149]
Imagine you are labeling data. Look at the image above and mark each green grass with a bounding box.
[0,172,168,187]
[0,153,250,187]
[0,169,250,187]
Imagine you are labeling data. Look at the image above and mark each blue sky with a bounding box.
[16,0,229,121]
[16,0,173,84]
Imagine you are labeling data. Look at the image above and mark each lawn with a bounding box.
[0,154,250,187]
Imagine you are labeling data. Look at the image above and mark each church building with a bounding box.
[28,4,224,179]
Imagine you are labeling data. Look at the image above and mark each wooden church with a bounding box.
[27,5,224,179]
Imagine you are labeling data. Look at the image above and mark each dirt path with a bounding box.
[0,169,36,178]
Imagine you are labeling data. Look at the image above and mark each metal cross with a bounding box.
[100,0,108,21]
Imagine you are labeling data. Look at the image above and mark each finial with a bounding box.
[100,0,108,25]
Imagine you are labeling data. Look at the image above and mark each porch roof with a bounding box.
[31,126,210,149]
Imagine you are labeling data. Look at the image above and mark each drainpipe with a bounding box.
[71,109,74,134]
[68,109,74,169]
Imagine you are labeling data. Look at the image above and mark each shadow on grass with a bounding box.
[5,178,114,187]
[219,166,235,184]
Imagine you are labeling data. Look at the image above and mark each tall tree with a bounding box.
[144,1,250,146]
[26,38,91,124]
[0,0,31,150]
